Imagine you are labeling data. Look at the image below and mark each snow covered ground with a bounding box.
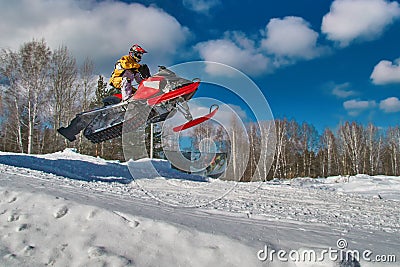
[0,149,399,266]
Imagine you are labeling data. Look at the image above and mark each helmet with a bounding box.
[129,44,147,62]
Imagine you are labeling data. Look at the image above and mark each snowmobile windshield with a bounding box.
[152,68,193,93]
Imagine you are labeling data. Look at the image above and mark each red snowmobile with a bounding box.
[57,66,218,143]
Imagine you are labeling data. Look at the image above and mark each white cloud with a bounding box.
[261,16,326,62]
[343,99,377,116]
[182,0,220,14]
[195,16,329,76]
[0,0,190,74]
[380,97,400,113]
[331,82,356,98]
[322,0,400,47]
[370,58,400,85]
[195,36,271,76]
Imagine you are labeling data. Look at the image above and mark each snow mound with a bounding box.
[0,188,259,267]
[0,149,132,183]
[289,174,400,201]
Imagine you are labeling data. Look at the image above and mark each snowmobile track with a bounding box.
[85,123,124,143]
[84,101,151,143]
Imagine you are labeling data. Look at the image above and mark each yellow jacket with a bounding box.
[109,55,141,88]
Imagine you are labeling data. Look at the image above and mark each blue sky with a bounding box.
[1,0,400,132]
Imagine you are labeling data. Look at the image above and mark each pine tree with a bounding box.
[91,75,109,108]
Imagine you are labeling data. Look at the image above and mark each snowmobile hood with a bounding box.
[134,76,166,100]
[134,68,193,101]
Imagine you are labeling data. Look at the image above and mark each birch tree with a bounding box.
[338,122,365,174]
[0,49,25,152]
[226,114,249,181]
[79,57,95,112]
[386,126,400,175]
[49,45,77,150]
[259,120,276,180]
[246,122,261,181]
[299,122,319,177]
[1,40,51,154]
[77,58,95,152]
[321,128,336,177]
[272,119,288,178]
[20,40,52,154]
[365,123,382,175]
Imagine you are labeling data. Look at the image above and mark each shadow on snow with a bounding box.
[0,153,208,183]
[0,154,132,184]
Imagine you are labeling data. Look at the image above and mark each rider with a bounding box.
[109,44,150,101]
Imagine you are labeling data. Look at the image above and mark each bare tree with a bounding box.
[258,120,276,181]
[79,57,95,111]
[20,40,52,154]
[365,123,382,175]
[49,45,78,151]
[272,119,288,178]
[246,122,261,181]
[77,58,95,152]
[386,126,400,175]
[225,114,249,181]
[0,89,3,115]
[338,122,365,174]
[299,122,319,177]
[1,40,51,154]
[0,49,25,152]
[192,120,213,152]
[321,128,337,177]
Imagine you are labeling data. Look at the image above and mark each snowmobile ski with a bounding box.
[173,105,219,132]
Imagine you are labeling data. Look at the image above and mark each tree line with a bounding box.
[260,119,399,179]
[0,39,123,159]
[1,40,399,179]
[178,118,400,180]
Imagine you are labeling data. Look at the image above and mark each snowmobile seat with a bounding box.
[102,95,121,106]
